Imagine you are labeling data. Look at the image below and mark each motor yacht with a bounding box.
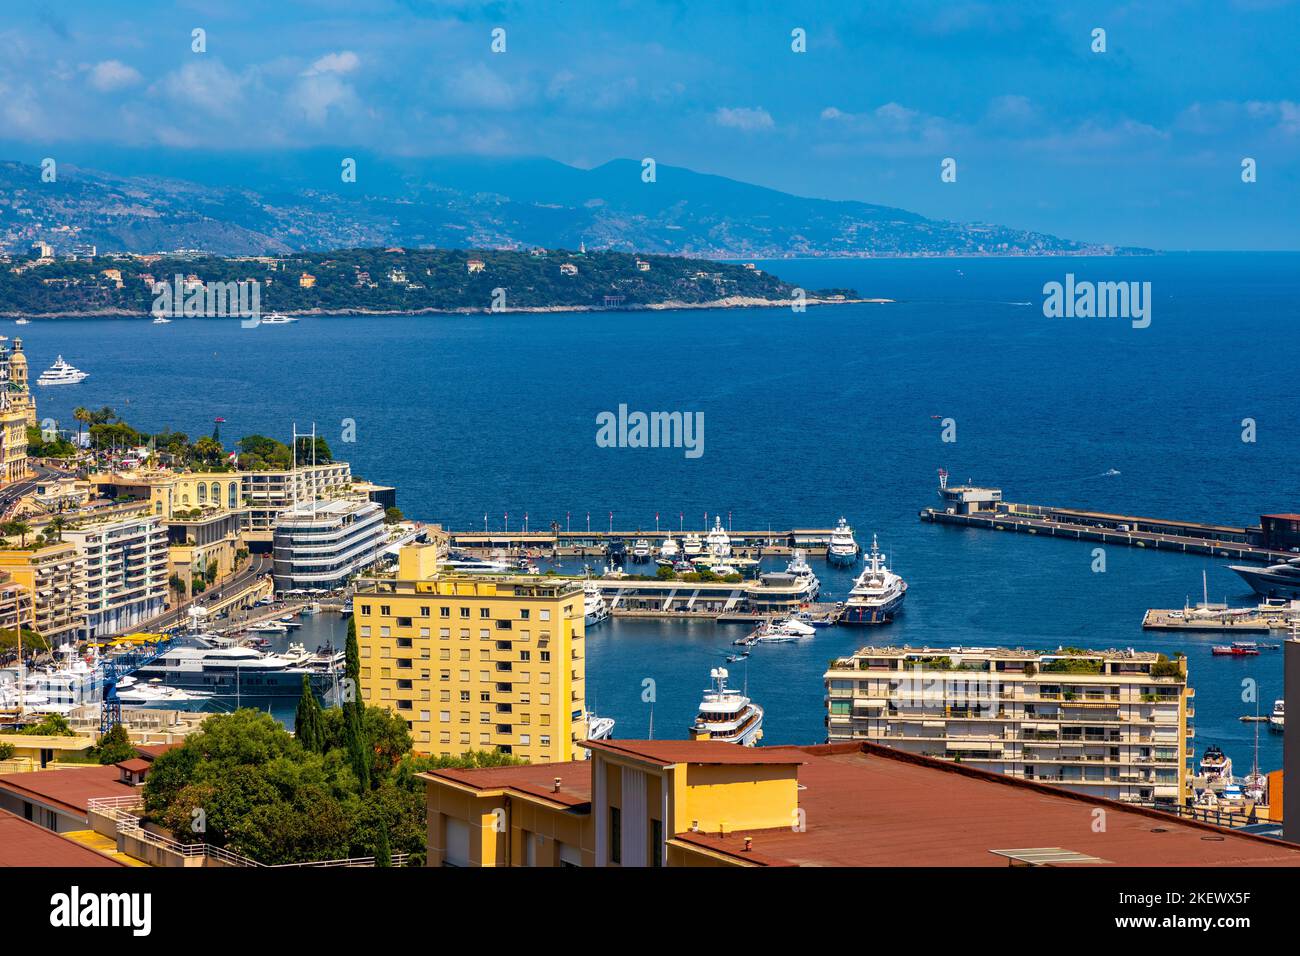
[1270,699,1285,733]
[630,538,652,563]
[583,580,609,627]
[826,516,859,566]
[37,356,89,385]
[705,517,732,559]
[840,534,907,625]
[1230,557,1300,599]
[688,667,764,746]
[681,533,704,558]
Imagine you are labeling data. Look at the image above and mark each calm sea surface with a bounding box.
[20,252,1299,772]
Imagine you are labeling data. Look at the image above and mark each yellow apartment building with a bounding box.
[355,543,588,763]
[0,543,81,647]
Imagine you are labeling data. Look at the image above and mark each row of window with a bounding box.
[360,603,551,622]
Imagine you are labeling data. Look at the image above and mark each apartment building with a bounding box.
[355,543,588,763]
[272,499,386,590]
[241,461,355,539]
[60,514,168,639]
[824,646,1192,807]
[0,543,81,647]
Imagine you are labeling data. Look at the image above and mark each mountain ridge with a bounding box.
[0,152,1150,259]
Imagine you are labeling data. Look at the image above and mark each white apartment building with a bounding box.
[824,646,1192,807]
[241,462,356,539]
[271,499,387,590]
[61,514,169,639]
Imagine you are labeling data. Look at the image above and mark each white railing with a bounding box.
[88,797,410,867]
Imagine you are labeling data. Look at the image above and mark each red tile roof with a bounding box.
[0,809,124,867]
[672,744,1300,867]
[421,760,592,809]
[580,739,805,768]
[115,759,151,774]
[133,743,180,761]
[0,765,137,818]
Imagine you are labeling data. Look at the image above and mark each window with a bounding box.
[380,605,391,616]
[359,604,370,616]
[610,808,622,864]
[650,819,663,867]
[540,609,551,621]
[228,484,237,508]
[396,617,412,627]
[459,607,470,618]
[420,607,431,617]
[520,609,530,620]
[440,607,450,617]
[480,608,491,618]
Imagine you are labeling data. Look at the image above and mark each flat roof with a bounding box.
[0,809,124,867]
[672,744,1300,867]
[830,645,1167,663]
[0,765,137,817]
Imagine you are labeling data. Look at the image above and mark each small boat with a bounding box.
[1211,641,1260,656]
[14,319,29,326]
[1270,699,1285,733]
[709,564,740,577]
[659,536,679,562]
[688,667,763,745]
[250,621,289,634]
[259,312,297,324]
[673,559,694,573]
[152,315,172,324]
[37,356,89,386]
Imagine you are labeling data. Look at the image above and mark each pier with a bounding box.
[449,527,838,559]
[919,476,1298,564]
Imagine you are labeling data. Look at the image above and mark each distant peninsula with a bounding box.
[0,247,868,318]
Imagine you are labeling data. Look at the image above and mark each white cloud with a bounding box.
[304,51,360,76]
[87,59,142,92]
[713,106,774,131]
[444,64,528,110]
[153,60,248,118]
[291,72,358,124]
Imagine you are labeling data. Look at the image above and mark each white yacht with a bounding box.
[630,538,652,563]
[786,549,820,601]
[709,564,740,577]
[132,641,330,696]
[1270,699,1285,733]
[658,536,680,564]
[705,517,731,559]
[584,712,616,740]
[688,667,764,746]
[37,356,89,385]
[152,315,172,325]
[826,517,859,566]
[583,580,609,627]
[681,532,704,557]
[14,319,29,326]
[1199,745,1233,781]
[259,312,297,324]
[840,535,907,625]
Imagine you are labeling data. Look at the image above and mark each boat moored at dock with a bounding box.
[840,535,907,626]
[826,517,859,565]
[688,667,764,745]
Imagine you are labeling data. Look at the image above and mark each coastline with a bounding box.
[0,296,890,320]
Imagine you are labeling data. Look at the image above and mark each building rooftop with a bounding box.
[421,760,592,809]
[582,738,806,768]
[672,743,1300,867]
[0,809,125,867]
[0,764,138,817]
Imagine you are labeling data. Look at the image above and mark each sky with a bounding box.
[0,0,1297,250]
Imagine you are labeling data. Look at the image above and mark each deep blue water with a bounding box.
[18,252,1299,772]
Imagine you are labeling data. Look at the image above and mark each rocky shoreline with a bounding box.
[0,296,891,320]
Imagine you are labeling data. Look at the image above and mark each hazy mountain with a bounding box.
[0,151,1144,259]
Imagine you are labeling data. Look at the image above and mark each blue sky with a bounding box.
[1,0,1297,249]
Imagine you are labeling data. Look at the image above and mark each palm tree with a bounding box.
[0,521,31,547]
[47,516,65,543]
[72,407,91,446]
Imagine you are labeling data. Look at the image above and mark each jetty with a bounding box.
[919,473,1299,564]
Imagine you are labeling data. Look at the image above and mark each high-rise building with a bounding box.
[824,645,1192,807]
[271,499,386,590]
[354,543,588,762]
[60,513,168,639]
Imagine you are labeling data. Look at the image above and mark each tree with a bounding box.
[90,723,136,764]
[18,713,75,736]
[73,406,91,445]
[374,818,392,867]
[1,521,32,547]
[383,506,404,525]
[294,675,326,753]
[343,616,370,790]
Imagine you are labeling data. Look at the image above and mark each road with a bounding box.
[0,462,68,515]
[143,553,274,632]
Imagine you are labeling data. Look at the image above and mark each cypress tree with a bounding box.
[294,674,324,752]
[343,616,371,789]
[375,818,391,867]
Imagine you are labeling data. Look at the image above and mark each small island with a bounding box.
[0,247,869,318]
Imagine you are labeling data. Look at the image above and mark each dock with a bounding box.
[919,475,1298,564]
[1141,608,1274,633]
[449,527,838,559]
